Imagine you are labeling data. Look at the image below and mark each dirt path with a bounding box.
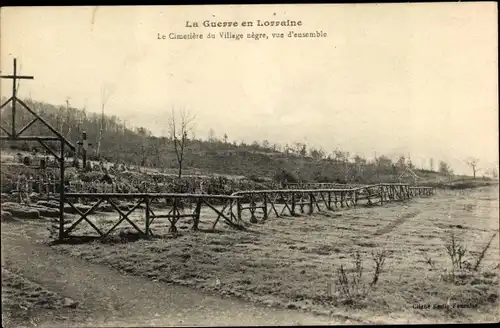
[1,221,358,327]
[373,208,421,236]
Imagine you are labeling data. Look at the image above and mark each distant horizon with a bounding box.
[1,4,498,176]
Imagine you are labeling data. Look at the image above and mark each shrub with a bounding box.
[441,230,498,283]
[313,171,334,183]
[80,171,104,182]
[23,156,32,166]
[19,142,30,151]
[274,169,298,184]
[444,231,469,278]
[473,232,498,272]
[247,174,267,183]
[335,249,388,305]
[334,177,347,184]
[84,161,93,172]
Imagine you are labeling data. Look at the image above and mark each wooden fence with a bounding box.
[409,186,434,197]
[283,182,365,189]
[231,183,435,223]
[53,183,434,240]
[60,193,242,239]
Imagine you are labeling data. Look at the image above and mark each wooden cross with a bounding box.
[0,58,34,136]
[77,131,92,169]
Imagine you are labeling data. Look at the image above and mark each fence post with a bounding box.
[145,196,150,237]
[308,192,313,214]
[291,192,296,216]
[327,191,332,210]
[229,198,235,221]
[58,142,65,241]
[263,192,268,220]
[193,197,202,230]
[250,194,258,223]
[236,197,242,222]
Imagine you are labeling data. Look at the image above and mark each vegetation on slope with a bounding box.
[1,98,497,186]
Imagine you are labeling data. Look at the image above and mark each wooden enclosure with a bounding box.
[47,183,435,240]
[232,183,435,223]
[61,193,243,239]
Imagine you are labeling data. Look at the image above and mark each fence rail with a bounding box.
[60,193,243,239]
[45,183,434,241]
[231,183,435,223]
[283,182,366,189]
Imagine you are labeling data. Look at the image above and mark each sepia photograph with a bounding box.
[1,3,498,327]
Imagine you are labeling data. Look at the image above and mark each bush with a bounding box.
[80,171,104,182]
[274,169,298,184]
[247,174,267,183]
[313,171,334,183]
[1,182,16,193]
[84,161,93,172]
[22,156,31,166]
[441,231,498,283]
[87,154,100,161]
[19,142,30,151]
[334,177,347,184]
[335,249,388,305]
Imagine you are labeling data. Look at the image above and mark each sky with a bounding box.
[1,3,498,175]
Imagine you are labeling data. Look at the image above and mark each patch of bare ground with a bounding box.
[1,268,79,327]
[44,185,500,323]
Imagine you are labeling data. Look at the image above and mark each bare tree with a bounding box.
[333,149,347,162]
[299,143,307,157]
[167,108,196,178]
[466,157,480,179]
[65,97,72,138]
[152,136,165,167]
[486,168,498,179]
[262,139,270,149]
[397,155,406,170]
[96,84,114,157]
[353,155,367,165]
[208,128,216,142]
[406,153,414,169]
[136,127,150,167]
[309,147,325,161]
[439,161,453,176]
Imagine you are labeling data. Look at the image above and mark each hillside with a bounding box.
[0,98,492,186]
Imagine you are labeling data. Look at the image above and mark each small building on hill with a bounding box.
[398,167,420,185]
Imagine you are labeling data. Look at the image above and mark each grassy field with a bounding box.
[1,267,80,328]
[35,184,499,324]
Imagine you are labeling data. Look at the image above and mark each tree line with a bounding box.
[3,98,493,181]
